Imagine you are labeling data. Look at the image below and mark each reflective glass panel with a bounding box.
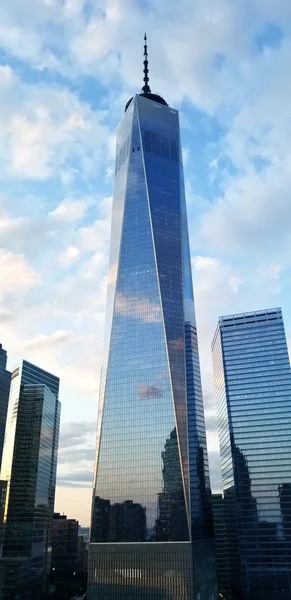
[213,309,291,599]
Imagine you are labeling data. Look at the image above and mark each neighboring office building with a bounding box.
[78,535,88,574]
[212,494,231,600]
[52,513,79,577]
[0,361,61,599]
[0,481,7,554]
[78,526,89,574]
[88,37,217,600]
[0,345,11,466]
[212,308,291,600]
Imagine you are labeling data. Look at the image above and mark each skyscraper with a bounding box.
[0,344,11,466]
[0,360,61,599]
[52,513,79,578]
[212,308,291,600]
[212,494,232,600]
[88,37,217,600]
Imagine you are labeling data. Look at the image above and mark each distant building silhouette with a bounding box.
[0,344,11,466]
[52,513,79,577]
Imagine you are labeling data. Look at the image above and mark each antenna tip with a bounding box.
[144,33,147,41]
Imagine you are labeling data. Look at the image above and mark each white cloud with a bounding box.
[260,264,283,280]
[58,246,80,267]
[0,250,39,299]
[192,256,245,297]
[0,66,110,181]
[197,164,291,258]
[0,0,289,113]
[21,330,72,351]
[49,200,89,222]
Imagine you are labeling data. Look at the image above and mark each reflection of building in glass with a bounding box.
[89,37,217,600]
[279,483,291,545]
[0,344,11,466]
[0,361,60,599]
[110,500,147,542]
[91,497,110,543]
[212,308,291,600]
[155,428,188,541]
[92,497,147,543]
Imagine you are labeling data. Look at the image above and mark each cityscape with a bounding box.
[0,3,291,600]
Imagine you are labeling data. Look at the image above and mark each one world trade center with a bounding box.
[88,37,217,600]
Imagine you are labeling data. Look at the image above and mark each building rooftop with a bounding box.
[125,34,168,112]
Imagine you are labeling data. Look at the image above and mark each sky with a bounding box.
[0,0,291,526]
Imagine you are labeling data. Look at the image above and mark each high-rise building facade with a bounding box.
[0,344,11,467]
[212,494,231,600]
[89,39,217,600]
[0,361,61,599]
[52,513,79,577]
[212,308,291,600]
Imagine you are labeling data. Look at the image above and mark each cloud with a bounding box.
[57,480,92,489]
[205,412,218,434]
[260,264,283,280]
[57,420,96,493]
[49,200,90,222]
[58,246,80,268]
[138,384,164,400]
[3,0,289,113]
[0,66,110,181]
[58,446,95,465]
[59,420,97,449]
[0,250,39,299]
[57,470,93,488]
[208,451,222,492]
[192,256,245,298]
[21,330,72,352]
[197,166,291,257]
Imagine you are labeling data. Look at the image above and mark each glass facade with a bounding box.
[212,308,291,600]
[0,361,61,598]
[89,93,217,599]
[212,494,232,600]
[0,344,11,468]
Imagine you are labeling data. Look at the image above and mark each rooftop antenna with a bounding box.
[142,33,151,94]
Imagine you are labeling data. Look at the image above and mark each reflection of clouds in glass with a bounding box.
[184,298,195,323]
[157,371,170,382]
[138,384,164,400]
[169,338,184,351]
[108,263,117,286]
[115,292,161,323]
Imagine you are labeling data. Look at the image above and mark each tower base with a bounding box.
[88,542,217,600]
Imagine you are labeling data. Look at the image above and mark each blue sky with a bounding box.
[0,0,291,525]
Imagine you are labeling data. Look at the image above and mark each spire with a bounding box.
[142,33,151,95]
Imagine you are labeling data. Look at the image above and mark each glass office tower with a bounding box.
[0,361,61,599]
[89,39,217,600]
[0,344,11,467]
[212,308,291,600]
